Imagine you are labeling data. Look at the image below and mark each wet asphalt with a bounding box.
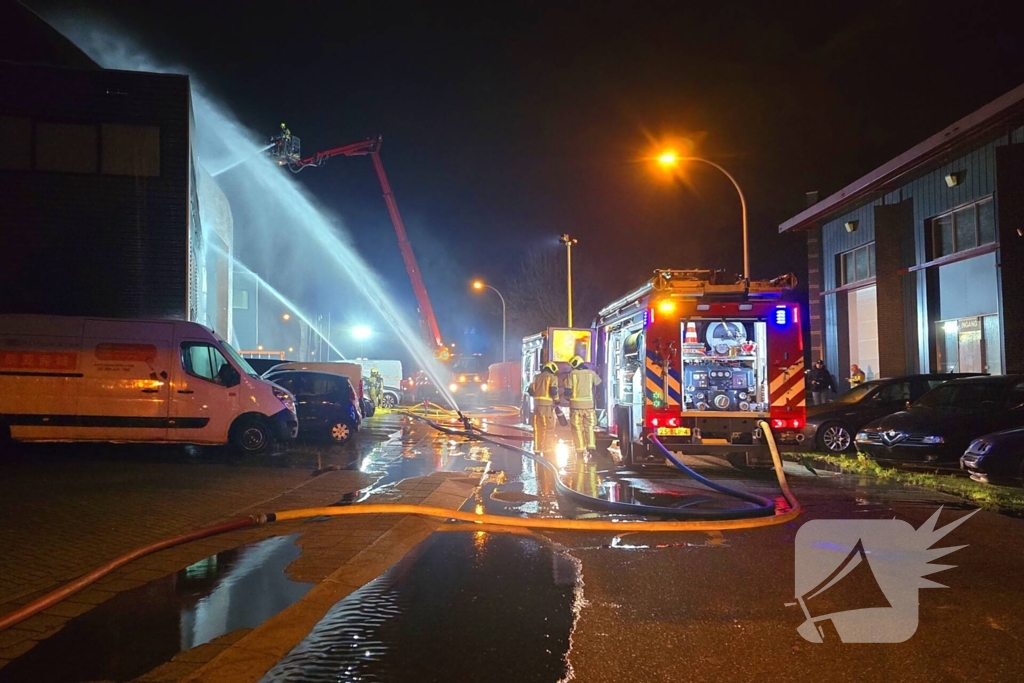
[5,407,1023,682]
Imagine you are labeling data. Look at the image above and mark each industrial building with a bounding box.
[780,84,1024,388]
[0,2,233,338]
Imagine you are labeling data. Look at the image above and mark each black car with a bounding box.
[804,374,977,453]
[961,427,1024,485]
[264,370,360,444]
[856,375,1024,465]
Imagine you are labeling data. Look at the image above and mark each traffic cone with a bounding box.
[685,322,698,344]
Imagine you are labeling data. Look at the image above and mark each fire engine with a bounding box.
[594,270,805,467]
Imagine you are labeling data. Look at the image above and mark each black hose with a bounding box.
[401,411,777,520]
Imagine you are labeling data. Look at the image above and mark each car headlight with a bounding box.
[969,439,993,455]
[855,432,869,441]
[480,382,488,392]
[921,436,945,444]
[473,374,481,382]
[459,374,467,382]
[449,383,459,392]
[273,387,295,414]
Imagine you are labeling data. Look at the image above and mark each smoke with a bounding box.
[47,18,459,407]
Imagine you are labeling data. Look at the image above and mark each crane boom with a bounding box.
[271,132,445,352]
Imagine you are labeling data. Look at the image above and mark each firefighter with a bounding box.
[528,362,559,453]
[849,364,866,388]
[564,355,602,454]
[369,368,384,408]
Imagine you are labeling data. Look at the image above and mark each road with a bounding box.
[0,409,1021,682]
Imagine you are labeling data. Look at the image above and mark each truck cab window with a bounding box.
[181,343,232,385]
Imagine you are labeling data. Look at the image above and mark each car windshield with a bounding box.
[215,336,261,378]
[832,381,883,404]
[451,357,486,374]
[914,381,1008,409]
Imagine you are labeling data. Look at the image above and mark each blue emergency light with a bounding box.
[774,306,787,326]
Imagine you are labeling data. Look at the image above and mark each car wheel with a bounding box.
[330,421,353,444]
[818,422,852,453]
[382,393,398,409]
[230,416,273,455]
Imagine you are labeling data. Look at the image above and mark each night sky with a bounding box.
[32,0,1024,363]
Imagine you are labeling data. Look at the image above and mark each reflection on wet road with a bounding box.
[260,533,578,683]
[0,535,311,683]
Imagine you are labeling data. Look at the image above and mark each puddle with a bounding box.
[0,534,312,683]
[260,533,578,683]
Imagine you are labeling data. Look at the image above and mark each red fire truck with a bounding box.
[595,270,805,467]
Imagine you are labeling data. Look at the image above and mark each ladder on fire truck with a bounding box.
[268,127,449,360]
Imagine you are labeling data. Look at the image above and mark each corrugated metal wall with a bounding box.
[0,63,192,320]
[818,126,1024,377]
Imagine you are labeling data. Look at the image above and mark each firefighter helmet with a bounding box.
[569,355,584,369]
[543,362,558,374]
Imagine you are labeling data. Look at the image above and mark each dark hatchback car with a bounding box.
[804,374,977,452]
[856,375,1024,465]
[263,370,360,444]
[961,427,1024,485]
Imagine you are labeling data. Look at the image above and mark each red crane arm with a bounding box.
[292,136,445,350]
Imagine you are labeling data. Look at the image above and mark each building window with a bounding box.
[233,290,249,310]
[101,124,161,176]
[35,122,98,173]
[935,315,1001,374]
[839,243,875,286]
[930,197,995,258]
[0,115,32,170]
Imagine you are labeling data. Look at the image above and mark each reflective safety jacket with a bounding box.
[564,367,602,409]
[528,370,559,405]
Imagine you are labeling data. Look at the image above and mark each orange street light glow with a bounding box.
[658,151,679,166]
[472,280,484,290]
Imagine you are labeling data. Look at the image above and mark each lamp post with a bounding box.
[657,152,749,280]
[559,234,577,326]
[472,280,506,363]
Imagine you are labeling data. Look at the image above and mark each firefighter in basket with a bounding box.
[564,355,602,455]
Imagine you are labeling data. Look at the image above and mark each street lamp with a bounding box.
[559,234,577,327]
[351,325,372,358]
[282,313,291,321]
[472,280,507,363]
[657,152,749,280]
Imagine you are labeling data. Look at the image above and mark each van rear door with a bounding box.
[78,320,174,441]
[170,335,240,444]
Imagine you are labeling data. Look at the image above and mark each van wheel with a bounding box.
[231,417,273,455]
[329,421,353,444]
[382,393,398,409]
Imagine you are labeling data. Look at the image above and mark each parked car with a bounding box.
[961,427,1024,484]
[856,375,1024,465]
[804,374,978,452]
[266,361,365,419]
[0,315,297,455]
[262,370,360,444]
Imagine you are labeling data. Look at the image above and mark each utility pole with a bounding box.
[560,234,578,327]
[254,274,260,350]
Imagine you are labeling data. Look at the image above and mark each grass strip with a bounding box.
[802,452,1024,516]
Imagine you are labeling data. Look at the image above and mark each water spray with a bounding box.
[211,244,347,360]
[210,143,275,177]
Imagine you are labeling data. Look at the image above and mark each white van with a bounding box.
[0,315,297,454]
